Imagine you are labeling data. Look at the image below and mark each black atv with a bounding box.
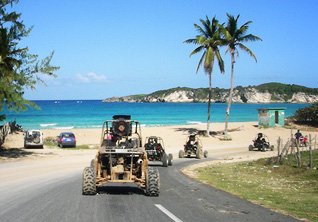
[249,133,274,152]
[179,134,208,159]
[144,136,173,167]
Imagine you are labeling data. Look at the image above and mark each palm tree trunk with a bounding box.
[207,72,212,137]
[224,52,235,136]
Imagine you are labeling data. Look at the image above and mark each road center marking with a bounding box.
[155,204,183,222]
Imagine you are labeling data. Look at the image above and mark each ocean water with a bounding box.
[1,100,309,130]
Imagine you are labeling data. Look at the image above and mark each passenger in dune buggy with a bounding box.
[179,134,208,159]
[249,133,274,152]
[144,136,173,167]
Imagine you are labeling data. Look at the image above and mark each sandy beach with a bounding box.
[2,121,317,163]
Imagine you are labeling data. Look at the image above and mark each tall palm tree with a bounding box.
[222,14,262,138]
[184,16,224,136]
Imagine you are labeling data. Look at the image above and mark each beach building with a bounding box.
[257,108,286,127]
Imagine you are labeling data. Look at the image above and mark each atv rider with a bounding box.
[186,134,199,151]
[145,137,163,156]
[254,133,267,147]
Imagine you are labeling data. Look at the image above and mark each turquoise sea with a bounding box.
[1,101,309,130]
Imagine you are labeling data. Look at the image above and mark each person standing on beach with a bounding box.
[294,130,302,142]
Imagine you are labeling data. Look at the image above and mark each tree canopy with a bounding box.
[293,103,318,126]
[0,0,59,121]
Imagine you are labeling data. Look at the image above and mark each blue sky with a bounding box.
[14,0,318,100]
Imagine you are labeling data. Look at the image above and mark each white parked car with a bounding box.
[24,130,44,148]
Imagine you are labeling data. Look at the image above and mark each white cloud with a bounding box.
[76,72,108,84]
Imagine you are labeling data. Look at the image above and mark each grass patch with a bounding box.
[43,136,57,147]
[196,150,318,222]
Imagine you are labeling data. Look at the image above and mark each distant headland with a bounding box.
[103,82,318,103]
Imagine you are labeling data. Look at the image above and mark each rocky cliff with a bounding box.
[103,83,318,103]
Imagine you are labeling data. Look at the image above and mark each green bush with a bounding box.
[293,103,318,126]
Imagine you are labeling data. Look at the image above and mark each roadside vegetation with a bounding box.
[292,103,318,127]
[195,150,318,222]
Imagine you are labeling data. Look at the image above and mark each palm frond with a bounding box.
[196,51,206,73]
[200,18,212,38]
[183,38,198,44]
[215,50,225,73]
[240,34,262,42]
[190,45,204,57]
[238,43,257,62]
[194,23,207,36]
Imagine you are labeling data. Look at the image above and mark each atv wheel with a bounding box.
[178,150,184,158]
[203,150,208,158]
[270,145,274,151]
[196,148,202,159]
[162,153,168,167]
[168,153,173,166]
[145,167,160,196]
[248,145,254,151]
[82,167,96,195]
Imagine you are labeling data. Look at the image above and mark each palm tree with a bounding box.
[221,14,262,138]
[184,16,225,136]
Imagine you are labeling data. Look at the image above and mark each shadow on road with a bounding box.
[0,148,34,159]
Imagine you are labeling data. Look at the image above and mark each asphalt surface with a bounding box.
[1,158,301,222]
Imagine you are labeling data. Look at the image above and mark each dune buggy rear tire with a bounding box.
[248,145,254,151]
[162,153,168,167]
[179,150,184,158]
[82,167,96,195]
[168,153,173,166]
[145,167,160,196]
[270,145,274,151]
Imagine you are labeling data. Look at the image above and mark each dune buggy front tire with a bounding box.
[82,167,96,195]
[145,167,160,196]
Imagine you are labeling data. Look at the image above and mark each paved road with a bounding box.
[1,158,300,222]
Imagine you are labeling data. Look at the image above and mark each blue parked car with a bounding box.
[57,132,76,148]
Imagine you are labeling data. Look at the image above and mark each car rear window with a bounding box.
[62,133,74,138]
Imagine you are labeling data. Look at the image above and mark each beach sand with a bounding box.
[2,121,317,162]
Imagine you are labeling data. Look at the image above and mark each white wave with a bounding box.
[40,123,57,127]
[186,121,204,125]
[88,125,100,128]
[53,126,74,130]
